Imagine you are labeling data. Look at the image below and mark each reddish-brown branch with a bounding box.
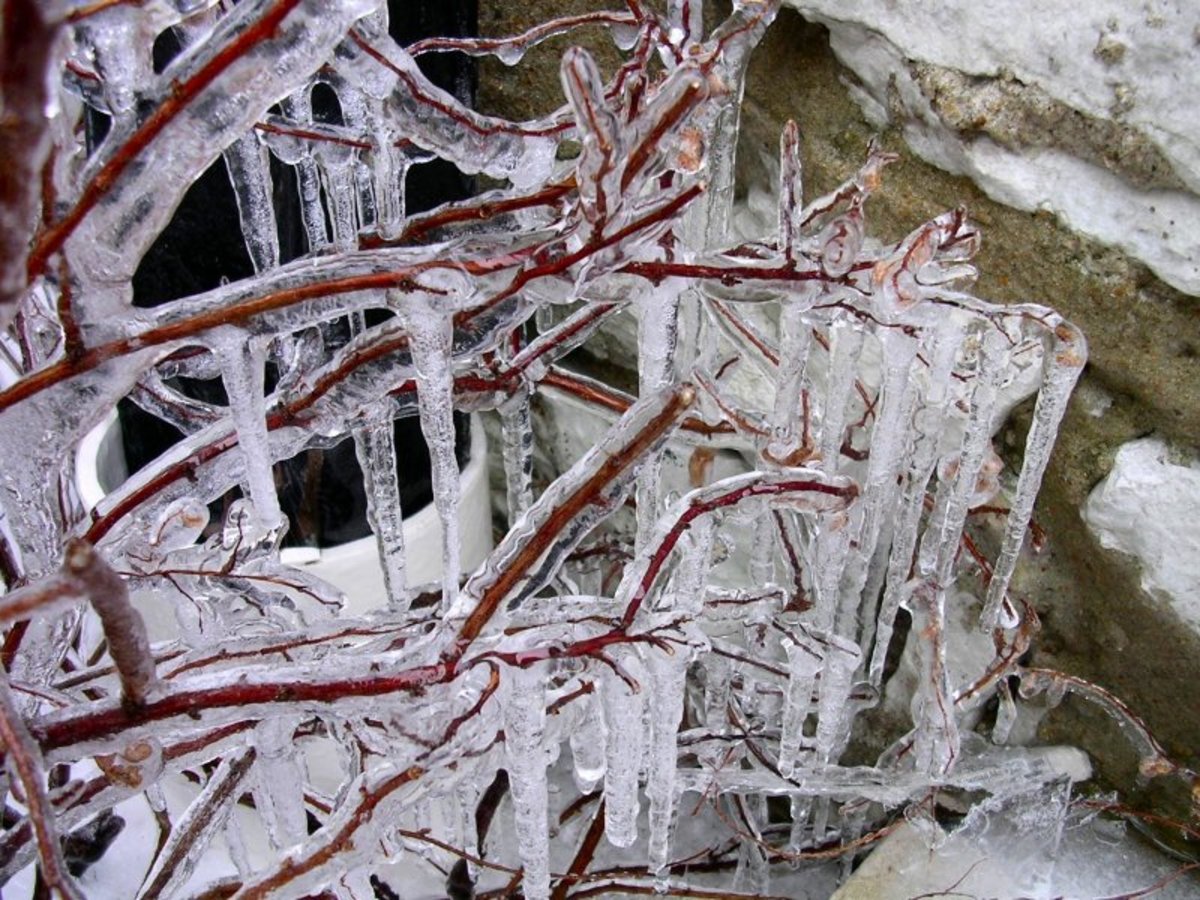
[236,764,425,899]
[451,383,697,658]
[0,0,59,328]
[63,540,156,708]
[408,12,638,57]
[349,30,570,139]
[28,0,308,279]
[34,661,450,753]
[0,679,82,898]
[551,799,607,900]
[621,475,858,627]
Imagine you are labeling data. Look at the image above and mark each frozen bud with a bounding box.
[150,498,210,552]
[674,127,705,173]
[817,204,864,278]
[96,738,164,790]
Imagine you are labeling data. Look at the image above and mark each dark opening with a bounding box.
[109,0,479,550]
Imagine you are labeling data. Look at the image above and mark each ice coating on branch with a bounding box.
[501,664,551,900]
[64,0,384,285]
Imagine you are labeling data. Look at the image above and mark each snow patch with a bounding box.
[1082,437,1200,633]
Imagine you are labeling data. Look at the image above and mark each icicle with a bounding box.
[501,664,551,900]
[817,319,865,475]
[731,797,770,896]
[787,796,811,857]
[322,156,360,250]
[837,328,919,637]
[601,650,647,848]
[371,127,409,241]
[698,652,731,769]
[867,317,963,684]
[778,120,804,260]
[224,814,252,880]
[982,321,1086,627]
[810,796,833,846]
[455,779,483,880]
[992,678,1019,745]
[918,330,1007,587]
[767,301,813,463]
[281,91,331,251]
[399,290,460,614]
[216,332,284,531]
[499,391,534,524]
[568,692,607,794]
[814,634,861,763]
[667,516,714,616]
[682,2,776,248]
[223,132,280,273]
[908,582,959,776]
[253,717,308,851]
[749,505,775,586]
[809,507,851,633]
[635,286,680,549]
[353,405,409,612]
[84,7,155,121]
[838,799,870,881]
[645,648,687,879]
[778,638,821,777]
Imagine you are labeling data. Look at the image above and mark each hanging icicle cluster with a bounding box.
[2,1,1192,898]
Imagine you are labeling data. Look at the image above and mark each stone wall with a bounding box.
[476,0,1200,824]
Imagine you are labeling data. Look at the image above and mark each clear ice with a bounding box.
[0,1,1102,898]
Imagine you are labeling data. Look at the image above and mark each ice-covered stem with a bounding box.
[550,798,607,900]
[136,746,257,899]
[0,0,60,330]
[232,763,426,900]
[31,0,380,283]
[454,383,698,658]
[0,574,86,627]
[409,10,639,60]
[0,676,82,899]
[618,470,858,628]
[232,667,499,898]
[63,538,156,708]
[1019,668,1200,800]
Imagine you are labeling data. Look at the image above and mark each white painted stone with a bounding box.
[1082,437,1200,633]
[786,0,1200,294]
